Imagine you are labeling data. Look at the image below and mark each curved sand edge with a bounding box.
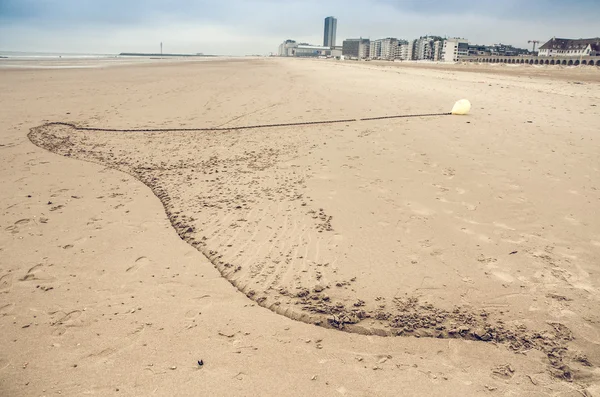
[27,122,591,382]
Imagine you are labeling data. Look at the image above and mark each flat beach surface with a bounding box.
[1,58,599,396]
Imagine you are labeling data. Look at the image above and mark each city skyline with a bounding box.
[1,0,598,55]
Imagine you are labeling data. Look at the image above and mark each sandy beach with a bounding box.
[1,58,599,396]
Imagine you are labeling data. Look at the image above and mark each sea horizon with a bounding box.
[0,50,118,59]
[0,50,239,60]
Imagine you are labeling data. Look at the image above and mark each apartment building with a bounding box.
[442,38,469,62]
[342,38,370,59]
[369,38,398,60]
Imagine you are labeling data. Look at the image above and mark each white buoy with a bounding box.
[451,99,471,115]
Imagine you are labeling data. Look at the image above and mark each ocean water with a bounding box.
[0,51,228,69]
[0,51,118,59]
[0,51,157,69]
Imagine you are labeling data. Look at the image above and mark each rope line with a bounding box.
[43,112,452,133]
[359,112,451,121]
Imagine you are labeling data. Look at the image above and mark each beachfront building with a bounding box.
[412,36,445,60]
[342,38,370,59]
[433,40,443,61]
[278,40,297,57]
[414,37,432,60]
[407,40,417,60]
[393,39,409,60]
[369,40,381,59]
[369,38,399,60]
[380,38,398,60]
[295,44,331,57]
[397,42,412,60]
[278,40,332,57]
[323,16,338,48]
[538,37,600,57]
[442,38,469,62]
[330,46,343,58]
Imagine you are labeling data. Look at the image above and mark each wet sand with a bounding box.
[1,58,599,396]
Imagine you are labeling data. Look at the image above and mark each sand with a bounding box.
[1,57,599,396]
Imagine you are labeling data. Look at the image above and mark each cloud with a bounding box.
[0,0,598,55]
[373,0,599,20]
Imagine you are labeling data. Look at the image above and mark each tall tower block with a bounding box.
[323,17,337,48]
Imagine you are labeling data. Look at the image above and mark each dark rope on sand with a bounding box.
[42,112,452,133]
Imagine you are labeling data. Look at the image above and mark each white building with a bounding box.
[381,38,399,60]
[433,41,443,61]
[369,38,398,60]
[330,48,343,58]
[442,38,469,62]
[414,37,432,60]
[538,37,600,57]
[278,40,332,57]
[398,43,411,60]
[278,40,297,57]
[393,40,408,60]
[369,40,382,59]
[408,40,416,60]
[359,42,370,59]
[415,36,446,60]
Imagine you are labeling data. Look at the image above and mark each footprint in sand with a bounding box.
[126,256,150,273]
[52,310,83,325]
[0,273,13,293]
[19,264,54,282]
[432,184,450,192]
[51,310,85,336]
[4,225,18,234]
[4,219,30,234]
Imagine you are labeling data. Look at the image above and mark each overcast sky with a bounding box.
[1,0,598,55]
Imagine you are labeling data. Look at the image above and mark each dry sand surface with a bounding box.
[367,60,600,83]
[1,57,600,396]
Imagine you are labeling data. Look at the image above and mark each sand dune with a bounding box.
[2,58,600,395]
